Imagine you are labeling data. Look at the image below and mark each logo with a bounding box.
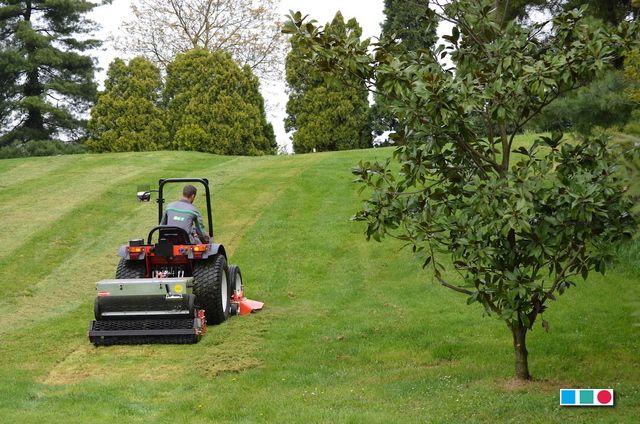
[173,284,183,294]
[172,216,186,222]
[560,389,614,406]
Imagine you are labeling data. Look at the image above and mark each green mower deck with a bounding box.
[89,277,207,346]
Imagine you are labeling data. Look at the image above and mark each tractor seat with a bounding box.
[147,226,192,245]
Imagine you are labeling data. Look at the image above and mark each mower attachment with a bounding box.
[232,290,264,315]
[89,278,206,346]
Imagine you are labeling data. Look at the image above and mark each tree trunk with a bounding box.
[22,2,48,140]
[23,67,48,140]
[510,323,531,380]
[25,1,32,21]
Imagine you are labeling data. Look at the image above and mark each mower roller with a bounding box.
[88,178,263,346]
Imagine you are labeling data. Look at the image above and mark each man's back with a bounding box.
[162,199,208,242]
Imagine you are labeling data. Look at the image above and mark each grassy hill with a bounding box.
[0,148,638,423]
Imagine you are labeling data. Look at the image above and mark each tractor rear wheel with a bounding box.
[193,254,230,325]
[115,258,146,279]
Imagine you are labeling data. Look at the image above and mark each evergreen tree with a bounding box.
[372,1,438,139]
[164,48,276,156]
[626,47,640,104]
[528,70,634,134]
[285,12,371,153]
[381,0,438,52]
[0,0,109,145]
[87,57,168,152]
[504,0,637,24]
[492,0,546,23]
[556,0,635,25]
[500,1,639,136]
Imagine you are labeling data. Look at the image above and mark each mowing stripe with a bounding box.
[32,154,323,385]
[0,160,143,259]
[212,154,324,256]
[0,153,233,303]
[0,149,639,424]
[0,155,81,190]
[0,151,233,252]
[0,153,320,342]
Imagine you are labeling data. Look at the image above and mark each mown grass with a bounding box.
[0,137,638,423]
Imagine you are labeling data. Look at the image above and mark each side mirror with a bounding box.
[137,191,151,202]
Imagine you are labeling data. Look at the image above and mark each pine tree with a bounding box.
[372,0,438,139]
[285,12,371,153]
[502,1,637,24]
[87,57,168,152]
[164,48,276,156]
[0,0,108,145]
[380,0,438,52]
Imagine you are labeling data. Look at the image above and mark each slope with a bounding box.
[0,149,637,423]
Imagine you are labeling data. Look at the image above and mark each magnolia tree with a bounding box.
[284,1,638,380]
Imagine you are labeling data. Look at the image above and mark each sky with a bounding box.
[88,0,386,152]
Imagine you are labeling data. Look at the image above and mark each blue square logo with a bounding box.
[561,390,576,405]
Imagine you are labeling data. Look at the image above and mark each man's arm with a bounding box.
[193,209,210,243]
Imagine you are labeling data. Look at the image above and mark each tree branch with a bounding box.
[435,274,474,295]
[541,249,583,306]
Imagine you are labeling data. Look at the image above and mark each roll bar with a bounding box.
[157,178,214,239]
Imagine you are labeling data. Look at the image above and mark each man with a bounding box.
[161,185,210,244]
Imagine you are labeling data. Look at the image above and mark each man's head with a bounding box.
[182,185,197,204]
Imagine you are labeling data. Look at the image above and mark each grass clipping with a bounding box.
[42,316,267,386]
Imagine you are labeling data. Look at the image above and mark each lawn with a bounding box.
[0,138,638,423]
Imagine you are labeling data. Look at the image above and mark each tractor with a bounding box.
[88,178,263,345]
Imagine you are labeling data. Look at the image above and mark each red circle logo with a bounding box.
[597,390,612,404]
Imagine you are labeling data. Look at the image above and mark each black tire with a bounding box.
[228,264,244,295]
[193,254,230,325]
[115,258,146,279]
[93,298,101,320]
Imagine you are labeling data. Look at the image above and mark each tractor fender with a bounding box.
[117,245,145,260]
[203,243,226,260]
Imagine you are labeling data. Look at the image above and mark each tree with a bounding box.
[499,1,637,25]
[381,0,439,52]
[0,0,109,145]
[86,57,168,152]
[372,0,439,139]
[285,12,371,153]
[512,2,639,135]
[119,0,286,81]
[494,0,546,23]
[556,1,636,25]
[165,48,276,156]
[528,70,635,134]
[285,1,638,380]
[625,47,640,103]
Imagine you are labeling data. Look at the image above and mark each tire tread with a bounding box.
[115,258,145,279]
[193,255,229,324]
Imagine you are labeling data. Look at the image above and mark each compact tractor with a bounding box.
[88,178,263,345]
